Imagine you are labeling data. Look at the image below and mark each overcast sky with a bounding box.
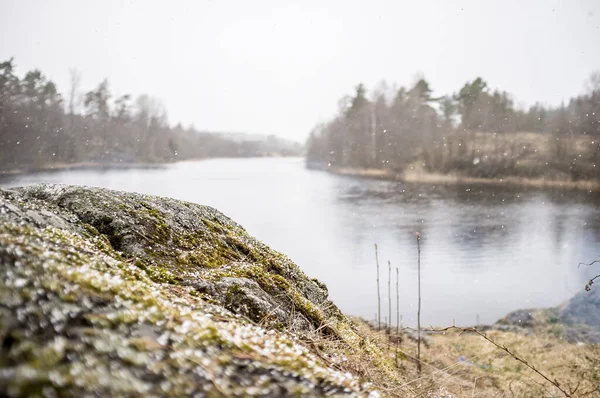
[1,0,599,142]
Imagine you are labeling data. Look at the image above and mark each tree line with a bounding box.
[0,58,300,172]
[306,73,600,181]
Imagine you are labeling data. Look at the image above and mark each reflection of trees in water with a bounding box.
[433,183,600,208]
[551,213,569,253]
[450,222,511,251]
[334,179,429,206]
[588,226,600,247]
[331,175,600,285]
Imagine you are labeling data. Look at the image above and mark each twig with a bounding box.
[396,267,399,335]
[471,376,482,398]
[578,385,600,396]
[395,339,399,369]
[429,325,572,397]
[375,243,381,330]
[578,260,599,268]
[585,275,600,291]
[416,231,422,374]
[388,260,391,337]
[579,259,600,291]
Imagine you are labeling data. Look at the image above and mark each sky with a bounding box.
[1,0,599,142]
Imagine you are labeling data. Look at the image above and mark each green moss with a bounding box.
[201,218,225,234]
[202,263,326,330]
[224,236,251,257]
[148,208,162,220]
[223,283,268,324]
[135,259,181,285]
[175,244,239,269]
[154,221,171,243]
[173,232,200,249]
[311,278,328,292]
[82,223,113,252]
[149,266,180,284]
[83,223,100,237]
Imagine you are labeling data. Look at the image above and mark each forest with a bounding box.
[0,58,301,173]
[306,73,600,182]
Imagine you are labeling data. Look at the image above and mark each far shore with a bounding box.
[329,166,600,192]
[0,154,300,178]
[0,160,173,177]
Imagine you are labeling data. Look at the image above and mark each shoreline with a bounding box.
[0,160,173,177]
[0,154,302,177]
[329,166,600,192]
[4,159,599,192]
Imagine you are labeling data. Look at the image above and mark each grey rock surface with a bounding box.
[0,184,371,397]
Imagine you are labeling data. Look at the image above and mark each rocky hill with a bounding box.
[0,184,393,397]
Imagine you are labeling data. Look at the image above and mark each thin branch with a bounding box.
[429,325,572,398]
[585,275,600,291]
[396,267,399,335]
[388,260,391,337]
[471,376,482,398]
[578,260,599,268]
[577,260,600,292]
[416,231,422,374]
[578,259,600,291]
[375,243,381,330]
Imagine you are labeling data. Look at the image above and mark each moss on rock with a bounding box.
[0,184,381,397]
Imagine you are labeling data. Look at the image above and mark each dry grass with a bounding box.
[332,165,600,191]
[401,169,600,191]
[300,323,419,397]
[420,328,600,397]
[316,318,600,397]
[332,167,397,179]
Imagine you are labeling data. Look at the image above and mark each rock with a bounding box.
[406,332,431,347]
[559,284,600,327]
[0,184,377,397]
[495,309,536,328]
[493,289,600,343]
[558,286,600,343]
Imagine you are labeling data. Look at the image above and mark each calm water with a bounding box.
[2,157,599,327]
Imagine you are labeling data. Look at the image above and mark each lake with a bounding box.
[2,157,599,327]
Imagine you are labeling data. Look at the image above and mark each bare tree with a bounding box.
[65,68,82,161]
[68,68,81,116]
[585,70,600,94]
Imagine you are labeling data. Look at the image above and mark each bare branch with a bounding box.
[585,275,600,291]
[578,259,600,291]
[578,260,599,268]
[429,325,572,397]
